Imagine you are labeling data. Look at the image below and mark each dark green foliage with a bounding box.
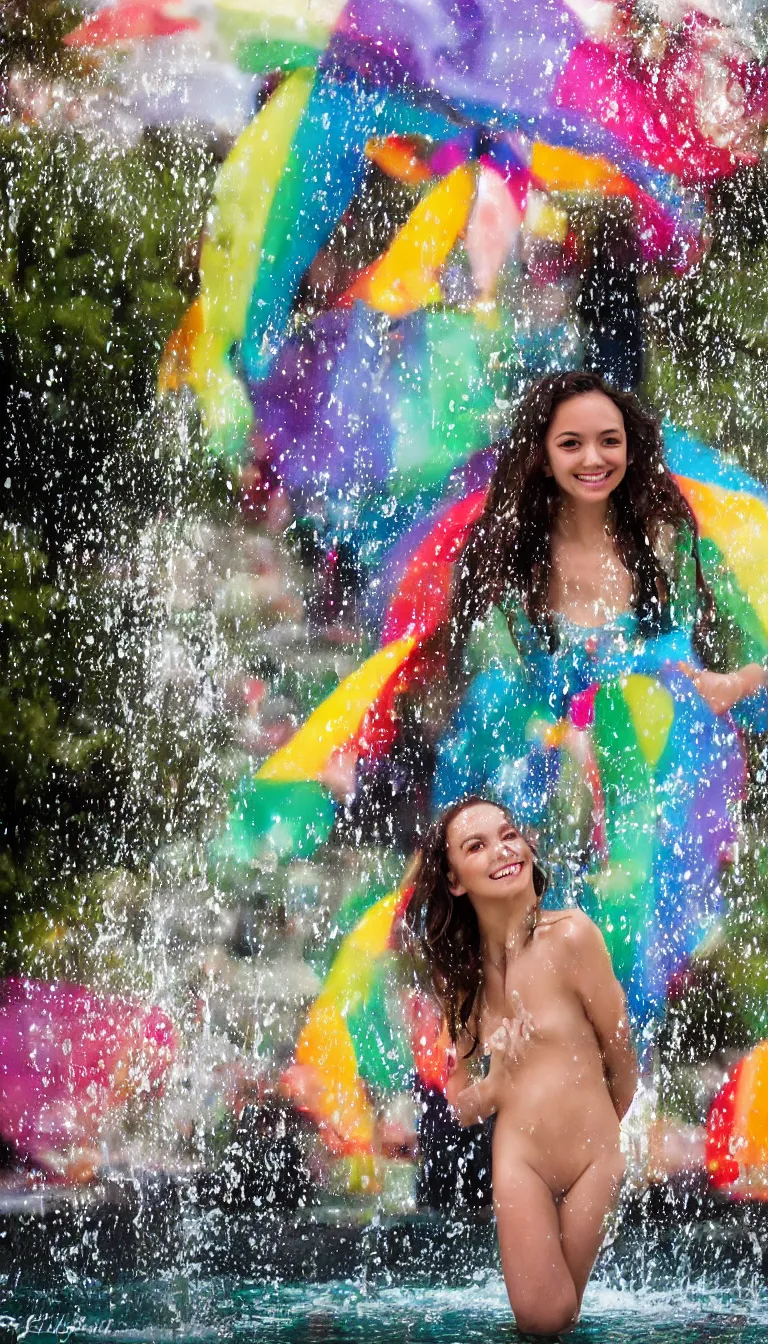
[0,0,88,88]
[0,122,216,563]
[646,163,768,469]
[0,118,228,970]
[0,526,110,963]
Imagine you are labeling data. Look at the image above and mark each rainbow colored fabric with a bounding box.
[223,425,768,1017]
[159,1,759,468]
[707,1040,768,1198]
[157,1,768,1156]
[255,432,768,1155]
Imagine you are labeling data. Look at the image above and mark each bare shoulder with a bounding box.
[536,908,607,961]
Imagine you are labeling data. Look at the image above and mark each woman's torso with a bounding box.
[464,522,701,704]
[476,914,620,1195]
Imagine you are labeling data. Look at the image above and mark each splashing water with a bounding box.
[5,2,768,1337]
[3,1275,768,1343]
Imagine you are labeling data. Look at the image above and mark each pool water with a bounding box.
[3,1277,768,1343]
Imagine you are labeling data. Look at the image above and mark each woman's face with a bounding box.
[544,390,628,505]
[445,803,534,904]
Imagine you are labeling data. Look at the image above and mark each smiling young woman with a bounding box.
[436,371,768,1023]
[405,795,637,1336]
[544,389,634,627]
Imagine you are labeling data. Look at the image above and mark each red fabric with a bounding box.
[706,1059,743,1188]
[64,1,198,46]
[382,490,487,644]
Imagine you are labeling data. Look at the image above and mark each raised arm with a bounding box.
[566,911,638,1119]
[677,661,766,716]
[673,529,768,724]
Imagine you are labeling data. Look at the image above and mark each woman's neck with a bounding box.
[478,895,539,971]
[553,494,612,549]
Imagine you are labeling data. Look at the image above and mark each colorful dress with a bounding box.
[434,535,768,1024]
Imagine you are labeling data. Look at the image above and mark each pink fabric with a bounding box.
[0,978,175,1170]
[428,135,474,177]
[63,0,198,46]
[555,39,751,184]
[569,684,598,730]
[481,153,533,215]
[728,55,768,120]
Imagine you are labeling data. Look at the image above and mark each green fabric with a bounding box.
[588,680,657,988]
[464,603,523,680]
[390,311,497,493]
[669,529,768,669]
[218,777,335,867]
[346,953,413,1094]
[236,38,321,74]
[311,873,393,981]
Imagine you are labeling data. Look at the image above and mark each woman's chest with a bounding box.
[549,540,633,625]
[481,959,588,1050]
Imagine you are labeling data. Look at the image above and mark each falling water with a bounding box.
[4,0,768,1338]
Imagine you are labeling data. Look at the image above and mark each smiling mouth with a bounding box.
[574,469,613,485]
[490,861,524,880]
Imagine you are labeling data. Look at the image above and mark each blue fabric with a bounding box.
[434,585,748,1024]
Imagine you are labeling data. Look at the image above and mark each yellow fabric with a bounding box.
[523,189,568,243]
[258,635,415,782]
[295,999,376,1149]
[622,674,675,770]
[362,163,477,316]
[193,66,315,385]
[215,0,342,50]
[734,1040,768,1167]
[324,889,402,1010]
[531,141,621,193]
[293,886,403,1152]
[677,477,768,639]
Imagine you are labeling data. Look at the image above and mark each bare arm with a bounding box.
[445,1013,533,1127]
[445,1032,498,1128]
[678,661,766,715]
[566,911,638,1120]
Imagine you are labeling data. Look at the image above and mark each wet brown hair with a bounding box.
[449,371,716,678]
[404,795,547,1049]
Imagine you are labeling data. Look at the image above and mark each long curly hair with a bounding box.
[404,796,548,1050]
[449,371,715,678]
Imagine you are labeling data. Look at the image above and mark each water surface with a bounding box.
[3,1277,768,1343]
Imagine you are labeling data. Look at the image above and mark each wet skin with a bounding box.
[444,803,637,1337]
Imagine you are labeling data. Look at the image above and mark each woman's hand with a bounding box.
[487,991,535,1077]
[447,994,535,1127]
[678,662,766,716]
